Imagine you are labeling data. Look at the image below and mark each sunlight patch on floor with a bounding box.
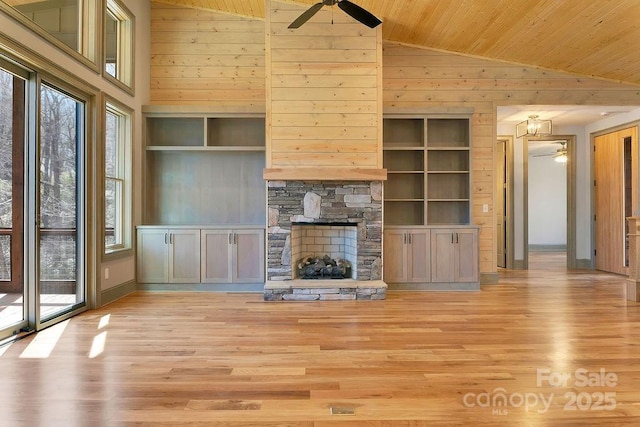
[19,319,69,359]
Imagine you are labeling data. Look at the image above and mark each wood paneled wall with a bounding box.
[263,0,384,180]
[148,2,640,276]
[150,2,265,109]
[382,43,640,274]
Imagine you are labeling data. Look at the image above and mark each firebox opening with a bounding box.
[291,222,358,280]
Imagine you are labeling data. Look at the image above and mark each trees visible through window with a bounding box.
[0,68,14,282]
[39,83,80,283]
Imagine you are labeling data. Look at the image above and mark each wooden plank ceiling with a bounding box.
[154,0,640,86]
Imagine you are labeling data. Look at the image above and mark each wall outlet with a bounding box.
[482,204,489,213]
[104,268,109,280]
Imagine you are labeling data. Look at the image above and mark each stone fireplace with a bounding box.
[264,180,386,300]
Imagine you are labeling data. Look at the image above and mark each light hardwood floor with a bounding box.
[1,255,639,426]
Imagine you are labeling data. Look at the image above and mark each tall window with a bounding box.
[0,0,98,65]
[104,100,131,253]
[104,0,134,91]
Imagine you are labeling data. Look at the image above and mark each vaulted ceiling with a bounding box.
[155,0,640,86]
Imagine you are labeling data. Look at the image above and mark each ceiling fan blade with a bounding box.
[337,0,382,28]
[288,2,324,29]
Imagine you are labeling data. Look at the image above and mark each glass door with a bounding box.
[0,63,27,335]
[37,83,85,323]
[0,58,88,340]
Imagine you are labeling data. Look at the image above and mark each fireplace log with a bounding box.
[297,255,352,279]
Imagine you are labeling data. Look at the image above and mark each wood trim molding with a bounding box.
[263,168,387,181]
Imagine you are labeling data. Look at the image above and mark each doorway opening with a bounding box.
[527,138,569,269]
[497,133,577,271]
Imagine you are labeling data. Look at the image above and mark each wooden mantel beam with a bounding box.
[263,167,387,181]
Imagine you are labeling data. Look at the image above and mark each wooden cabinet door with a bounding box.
[454,229,478,282]
[233,229,264,283]
[168,229,201,283]
[407,229,430,282]
[430,229,455,282]
[201,230,233,283]
[137,229,169,283]
[384,229,408,282]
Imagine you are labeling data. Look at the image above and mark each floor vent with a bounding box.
[330,406,355,416]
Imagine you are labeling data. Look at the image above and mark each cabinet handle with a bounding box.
[403,233,407,244]
[229,233,233,244]
[408,233,412,244]
[234,233,238,244]
[170,233,174,244]
[456,233,459,244]
[164,233,168,244]
[451,233,454,244]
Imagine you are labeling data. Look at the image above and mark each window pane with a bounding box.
[0,62,26,329]
[10,1,80,52]
[105,10,118,78]
[0,69,13,230]
[39,83,78,282]
[105,110,118,177]
[39,85,77,230]
[105,178,122,247]
[40,233,76,281]
[39,83,83,320]
[105,0,133,89]
[0,235,9,281]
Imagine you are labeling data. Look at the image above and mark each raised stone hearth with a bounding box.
[264,280,387,301]
[265,180,385,301]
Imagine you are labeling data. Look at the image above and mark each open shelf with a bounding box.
[147,117,205,147]
[428,150,469,172]
[207,117,265,147]
[384,201,424,226]
[427,173,469,199]
[426,118,469,148]
[383,118,424,148]
[383,115,471,226]
[427,201,470,225]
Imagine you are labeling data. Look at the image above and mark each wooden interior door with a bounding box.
[594,127,637,275]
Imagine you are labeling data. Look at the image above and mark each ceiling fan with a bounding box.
[288,0,382,29]
[532,140,568,163]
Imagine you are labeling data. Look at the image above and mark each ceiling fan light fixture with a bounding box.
[554,153,568,163]
[516,115,552,138]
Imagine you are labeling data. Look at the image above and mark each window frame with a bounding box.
[103,97,132,257]
[103,0,135,94]
[0,0,100,71]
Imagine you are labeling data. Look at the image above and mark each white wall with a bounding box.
[0,0,151,295]
[528,152,566,246]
